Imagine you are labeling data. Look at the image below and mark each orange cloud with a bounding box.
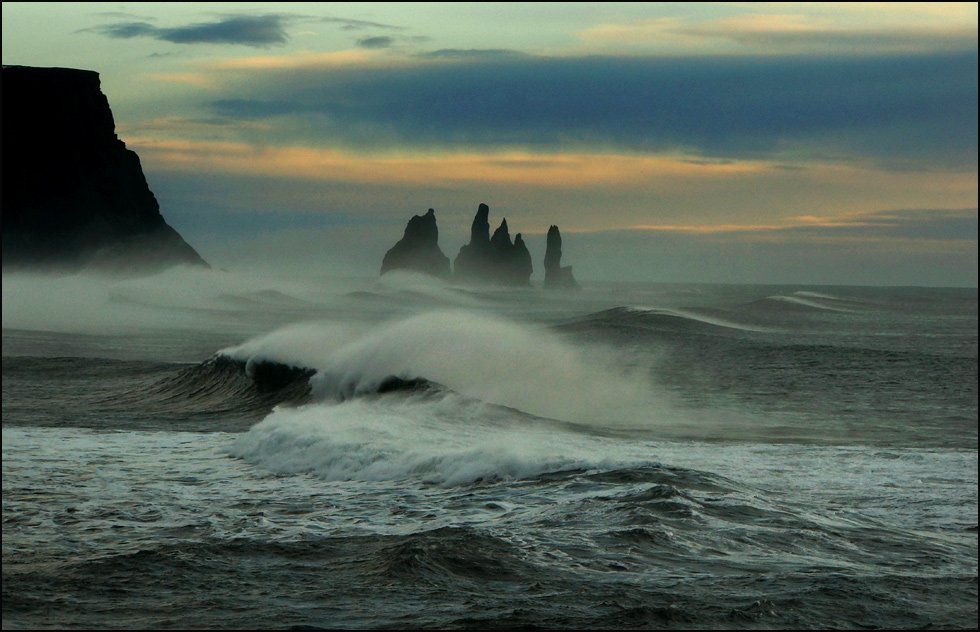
[125,138,774,188]
[124,137,975,237]
[627,223,785,234]
[627,207,978,247]
[578,11,978,54]
[202,49,403,72]
[144,49,405,90]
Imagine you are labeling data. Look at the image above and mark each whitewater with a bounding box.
[3,269,977,629]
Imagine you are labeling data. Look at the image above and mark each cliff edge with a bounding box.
[2,65,208,272]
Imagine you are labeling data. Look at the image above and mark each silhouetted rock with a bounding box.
[454,203,532,286]
[2,65,208,273]
[511,233,534,286]
[380,208,451,278]
[543,225,580,289]
[453,203,494,282]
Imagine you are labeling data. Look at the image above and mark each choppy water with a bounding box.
[3,270,977,629]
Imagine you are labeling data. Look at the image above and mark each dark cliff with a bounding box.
[543,225,579,289]
[380,208,451,278]
[2,65,208,272]
[454,203,532,286]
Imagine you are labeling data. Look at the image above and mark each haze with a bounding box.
[2,2,977,286]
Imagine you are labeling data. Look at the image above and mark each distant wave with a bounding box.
[792,290,846,301]
[557,306,773,336]
[759,294,863,313]
[625,306,773,332]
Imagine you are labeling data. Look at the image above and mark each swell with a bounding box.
[551,304,977,447]
[6,460,974,630]
[554,306,772,342]
[1,354,315,432]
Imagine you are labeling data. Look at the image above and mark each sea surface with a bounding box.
[2,269,977,629]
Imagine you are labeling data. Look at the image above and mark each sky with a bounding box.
[3,2,978,286]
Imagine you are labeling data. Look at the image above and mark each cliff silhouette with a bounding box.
[543,225,579,289]
[2,65,208,272]
[381,203,577,287]
[454,204,532,286]
[380,208,451,278]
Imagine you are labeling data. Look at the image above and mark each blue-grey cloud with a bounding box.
[320,17,402,31]
[91,11,153,20]
[159,15,289,46]
[94,21,158,39]
[88,15,290,46]
[210,51,978,169]
[357,36,395,49]
[418,49,530,60]
[86,14,403,47]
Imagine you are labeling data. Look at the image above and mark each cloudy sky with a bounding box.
[3,2,977,285]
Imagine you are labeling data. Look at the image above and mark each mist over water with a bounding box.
[3,267,976,629]
[272,310,659,423]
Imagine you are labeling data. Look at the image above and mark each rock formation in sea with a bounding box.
[543,225,580,289]
[454,203,532,286]
[380,208,451,278]
[2,65,208,272]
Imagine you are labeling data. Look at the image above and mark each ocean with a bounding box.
[2,269,977,629]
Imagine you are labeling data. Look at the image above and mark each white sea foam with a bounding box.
[226,308,681,484]
[230,394,638,486]
[224,309,665,425]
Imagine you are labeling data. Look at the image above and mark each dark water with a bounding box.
[3,273,977,629]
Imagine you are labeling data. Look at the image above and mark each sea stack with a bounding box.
[543,225,580,289]
[1,65,208,272]
[380,208,451,278]
[454,203,532,286]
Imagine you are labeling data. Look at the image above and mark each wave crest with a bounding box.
[224,310,662,425]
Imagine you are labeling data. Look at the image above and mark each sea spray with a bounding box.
[225,309,666,426]
[6,282,976,629]
[222,320,372,372]
[228,309,678,484]
[230,394,621,485]
[1,266,340,336]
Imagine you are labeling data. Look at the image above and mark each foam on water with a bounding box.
[231,395,626,486]
[224,309,665,425]
[223,309,689,485]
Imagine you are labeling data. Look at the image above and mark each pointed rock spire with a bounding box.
[543,225,579,289]
[454,204,532,286]
[380,208,451,278]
